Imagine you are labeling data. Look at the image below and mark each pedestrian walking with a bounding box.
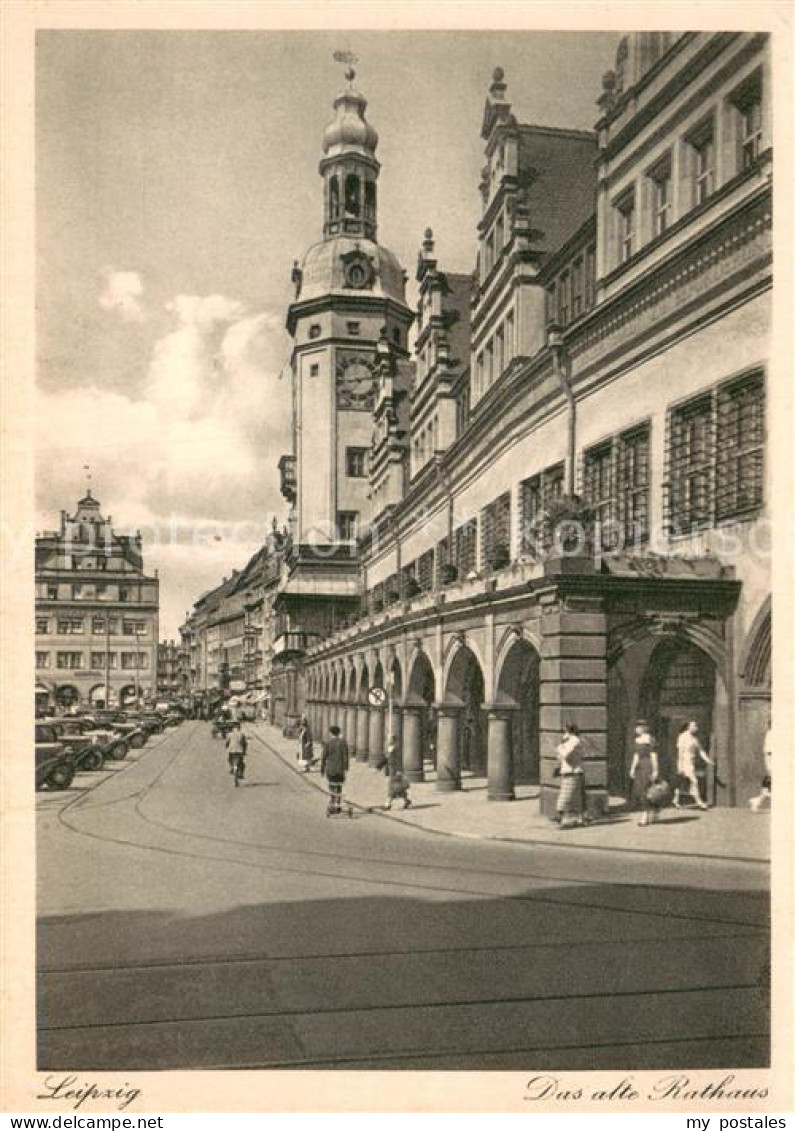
[555,723,587,828]
[320,724,349,816]
[297,715,316,772]
[672,720,714,809]
[629,719,662,826]
[378,735,412,811]
[225,722,248,782]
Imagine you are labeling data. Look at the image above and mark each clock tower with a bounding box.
[273,65,414,733]
[283,65,414,548]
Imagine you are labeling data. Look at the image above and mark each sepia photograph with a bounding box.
[3,0,791,1116]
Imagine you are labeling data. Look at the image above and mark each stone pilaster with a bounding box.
[539,587,609,818]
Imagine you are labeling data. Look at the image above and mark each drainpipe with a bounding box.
[548,325,576,495]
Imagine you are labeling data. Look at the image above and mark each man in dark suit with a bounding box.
[320,725,350,815]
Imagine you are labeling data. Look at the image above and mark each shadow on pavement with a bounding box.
[37,879,770,1073]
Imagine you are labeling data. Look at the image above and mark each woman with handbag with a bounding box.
[555,723,586,828]
[629,720,662,826]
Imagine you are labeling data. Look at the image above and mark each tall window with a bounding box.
[47,585,58,600]
[481,493,511,570]
[650,156,672,236]
[571,258,583,318]
[36,617,50,634]
[689,120,715,206]
[559,271,570,324]
[546,284,557,326]
[417,548,435,592]
[520,463,565,553]
[56,652,83,670]
[667,395,714,534]
[616,191,635,263]
[345,447,368,478]
[454,519,478,576]
[436,536,451,585]
[57,617,84,635]
[585,245,596,309]
[733,73,763,170]
[583,442,617,550]
[337,511,358,541]
[485,341,494,387]
[476,353,484,398]
[618,424,651,545]
[495,326,505,380]
[36,651,50,668]
[716,372,765,519]
[506,311,515,361]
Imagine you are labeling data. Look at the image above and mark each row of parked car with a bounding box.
[35,705,186,791]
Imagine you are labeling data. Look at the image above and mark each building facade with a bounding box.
[179,527,285,707]
[35,491,160,709]
[296,33,771,811]
[156,640,186,699]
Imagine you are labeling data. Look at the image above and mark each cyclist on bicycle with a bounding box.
[225,723,248,781]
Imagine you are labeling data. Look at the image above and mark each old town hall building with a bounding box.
[275,32,770,811]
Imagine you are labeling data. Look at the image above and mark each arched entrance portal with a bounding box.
[55,684,78,708]
[88,684,108,708]
[404,651,436,780]
[496,638,540,784]
[738,598,771,803]
[444,645,486,776]
[641,639,717,796]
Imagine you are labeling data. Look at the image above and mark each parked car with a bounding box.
[67,715,130,761]
[41,718,106,771]
[88,711,147,750]
[35,724,77,790]
[134,712,166,735]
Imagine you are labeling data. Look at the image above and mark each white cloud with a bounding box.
[98,268,146,323]
[37,290,292,635]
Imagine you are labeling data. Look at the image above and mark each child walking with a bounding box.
[379,735,412,811]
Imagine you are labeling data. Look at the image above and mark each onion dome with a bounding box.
[321,67,379,157]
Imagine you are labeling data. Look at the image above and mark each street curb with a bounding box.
[250,725,770,867]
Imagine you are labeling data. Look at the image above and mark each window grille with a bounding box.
[481,492,511,569]
[417,548,435,592]
[716,372,764,520]
[665,394,715,535]
[583,442,618,550]
[436,536,452,585]
[454,519,477,576]
[520,463,564,553]
[618,425,651,546]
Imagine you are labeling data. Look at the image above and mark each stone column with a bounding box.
[355,705,370,763]
[436,704,462,791]
[314,701,325,738]
[485,704,516,801]
[538,584,609,819]
[368,706,385,768]
[401,706,425,782]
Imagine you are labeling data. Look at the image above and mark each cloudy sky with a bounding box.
[36,29,618,636]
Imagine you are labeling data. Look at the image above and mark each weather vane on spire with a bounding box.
[333,49,358,84]
[83,464,92,490]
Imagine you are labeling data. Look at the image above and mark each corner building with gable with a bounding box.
[278,36,772,812]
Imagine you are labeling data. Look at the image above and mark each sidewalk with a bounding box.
[252,722,770,864]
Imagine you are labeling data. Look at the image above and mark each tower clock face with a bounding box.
[336,355,377,411]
